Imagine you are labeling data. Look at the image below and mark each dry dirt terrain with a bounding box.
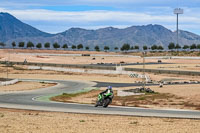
[0,49,200,132]
[1,49,200,72]
[0,108,200,133]
[0,81,55,92]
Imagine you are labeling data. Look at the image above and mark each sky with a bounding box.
[0,0,200,35]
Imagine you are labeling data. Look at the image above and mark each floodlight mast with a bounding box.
[174,8,183,46]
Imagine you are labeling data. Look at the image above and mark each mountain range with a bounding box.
[1,12,200,49]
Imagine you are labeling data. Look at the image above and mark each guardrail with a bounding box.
[0,61,116,70]
[124,68,200,76]
[0,61,200,76]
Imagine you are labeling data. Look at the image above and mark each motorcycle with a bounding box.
[95,92,114,108]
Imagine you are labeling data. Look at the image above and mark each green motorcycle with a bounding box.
[95,92,114,108]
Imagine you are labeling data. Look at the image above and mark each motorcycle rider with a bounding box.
[95,86,114,107]
[100,86,114,98]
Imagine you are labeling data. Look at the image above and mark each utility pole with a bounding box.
[174,8,183,45]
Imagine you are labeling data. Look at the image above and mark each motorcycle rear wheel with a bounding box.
[103,99,110,108]
[95,101,99,107]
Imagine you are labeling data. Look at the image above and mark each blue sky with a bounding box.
[0,0,200,35]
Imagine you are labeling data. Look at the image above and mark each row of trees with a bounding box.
[1,41,200,52]
[12,41,68,50]
[10,41,108,51]
[168,43,200,50]
[120,43,164,51]
[120,43,200,51]
[11,41,87,50]
[7,41,125,51]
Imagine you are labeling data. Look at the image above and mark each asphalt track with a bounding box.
[0,79,200,119]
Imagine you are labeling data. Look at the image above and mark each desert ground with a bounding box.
[1,49,200,72]
[0,81,55,92]
[0,49,200,132]
[0,108,200,133]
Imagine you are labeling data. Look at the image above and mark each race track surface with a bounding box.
[0,79,200,119]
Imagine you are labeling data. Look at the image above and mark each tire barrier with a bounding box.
[129,73,139,78]
[125,67,200,76]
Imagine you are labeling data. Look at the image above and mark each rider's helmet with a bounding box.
[107,86,112,90]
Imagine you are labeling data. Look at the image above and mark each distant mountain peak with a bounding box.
[0,12,17,19]
[0,12,52,42]
[1,12,200,49]
[0,12,10,15]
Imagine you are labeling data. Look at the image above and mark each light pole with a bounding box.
[6,49,10,81]
[174,8,183,45]
[142,51,146,89]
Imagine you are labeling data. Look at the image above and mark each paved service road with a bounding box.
[0,79,200,119]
